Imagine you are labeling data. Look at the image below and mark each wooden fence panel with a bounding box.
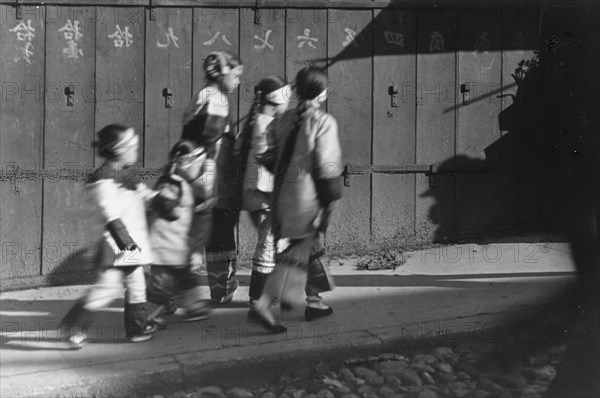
[42,6,97,277]
[1,5,45,280]
[372,9,417,245]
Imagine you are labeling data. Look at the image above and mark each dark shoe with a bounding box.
[305,306,333,322]
[247,309,287,334]
[213,280,239,304]
[127,324,156,342]
[127,333,154,343]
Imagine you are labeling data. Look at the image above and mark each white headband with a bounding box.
[264,84,291,105]
[108,128,138,157]
[312,89,328,105]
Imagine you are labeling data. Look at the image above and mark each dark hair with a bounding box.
[255,75,288,106]
[290,66,328,145]
[169,140,198,160]
[237,75,288,184]
[203,51,243,84]
[93,124,131,160]
[294,66,328,102]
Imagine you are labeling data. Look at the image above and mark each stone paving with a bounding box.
[161,341,566,398]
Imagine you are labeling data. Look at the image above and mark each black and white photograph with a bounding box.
[0,0,598,397]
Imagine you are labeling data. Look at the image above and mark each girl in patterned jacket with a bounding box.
[249,66,343,333]
[181,51,244,304]
[238,76,291,305]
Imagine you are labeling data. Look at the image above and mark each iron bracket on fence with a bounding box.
[14,0,22,19]
[343,164,433,187]
[343,163,517,188]
[254,0,264,24]
[148,0,156,21]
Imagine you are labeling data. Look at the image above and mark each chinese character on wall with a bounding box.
[254,30,274,51]
[429,31,445,52]
[157,27,180,49]
[58,19,84,58]
[297,29,318,49]
[9,19,36,64]
[108,25,133,48]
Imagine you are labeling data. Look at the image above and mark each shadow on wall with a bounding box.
[420,7,600,397]
[418,51,549,244]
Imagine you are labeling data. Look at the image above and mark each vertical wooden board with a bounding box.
[415,9,456,243]
[0,5,45,279]
[327,9,372,250]
[500,6,540,229]
[372,9,416,244]
[285,8,327,82]
[95,7,145,163]
[145,8,192,169]
[237,8,285,260]
[454,8,503,237]
[42,6,97,277]
[457,7,502,159]
[239,8,285,120]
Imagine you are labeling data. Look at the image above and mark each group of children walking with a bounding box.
[60,51,344,348]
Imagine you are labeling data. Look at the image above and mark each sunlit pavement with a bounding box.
[0,237,579,397]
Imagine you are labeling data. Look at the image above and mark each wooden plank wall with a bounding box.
[0,3,551,288]
[1,5,45,281]
[372,9,416,247]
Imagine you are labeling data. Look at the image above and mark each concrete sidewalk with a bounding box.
[0,237,579,397]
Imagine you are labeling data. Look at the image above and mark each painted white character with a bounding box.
[254,29,274,50]
[384,31,405,47]
[58,19,83,41]
[203,31,233,46]
[429,31,445,52]
[63,40,84,58]
[474,32,491,53]
[10,19,35,64]
[157,27,180,48]
[17,42,34,65]
[9,19,35,42]
[342,28,358,47]
[59,19,84,58]
[108,25,133,48]
[297,28,318,49]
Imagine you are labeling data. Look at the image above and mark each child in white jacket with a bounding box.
[60,124,170,348]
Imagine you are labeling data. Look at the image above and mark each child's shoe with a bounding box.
[305,305,333,322]
[127,324,155,343]
[214,280,239,304]
[67,328,87,350]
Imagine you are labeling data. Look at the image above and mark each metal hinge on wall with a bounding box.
[148,0,156,21]
[343,163,516,188]
[15,0,22,20]
[343,164,434,187]
[254,0,264,25]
